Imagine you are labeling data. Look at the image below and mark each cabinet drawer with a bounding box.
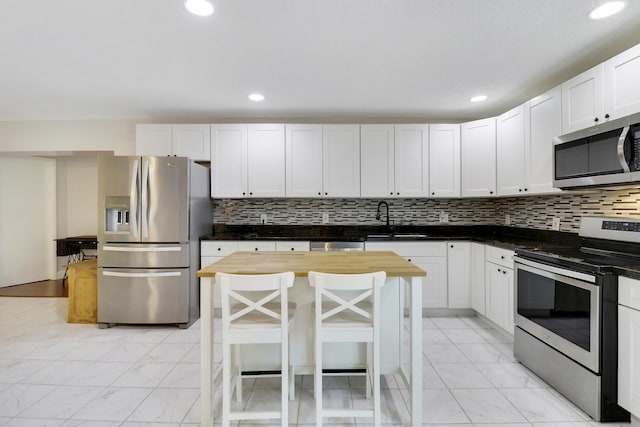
[485,245,514,268]
[201,241,238,257]
[365,241,447,257]
[238,241,277,252]
[619,276,640,311]
[275,241,310,252]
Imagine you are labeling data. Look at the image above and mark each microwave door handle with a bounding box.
[141,159,150,239]
[617,125,631,173]
[130,159,139,238]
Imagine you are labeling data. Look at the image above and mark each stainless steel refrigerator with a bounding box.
[97,156,211,328]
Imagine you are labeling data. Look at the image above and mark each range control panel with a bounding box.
[602,220,640,232]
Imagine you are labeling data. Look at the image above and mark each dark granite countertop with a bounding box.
[201,224,640,279]
[201,224,578,250]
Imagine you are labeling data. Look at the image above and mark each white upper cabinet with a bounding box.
[247,124,286,197]
[394,124,430,198]
[429,124,460,198]
[360,124,429,198]
[285,124,324,198]
[360,125,395,197]
[323,125,361,198]
[461,118,496,197]
[562,65,605,133]
[210,124,247,198]
[136,124,211,160]
[497,105,526,196]
[525,86,562,195]
[210,124,285,198]
[604,43,640,119]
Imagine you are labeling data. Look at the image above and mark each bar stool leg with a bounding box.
[315,332,322,427]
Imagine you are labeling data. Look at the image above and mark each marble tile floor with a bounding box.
[0,297,631,427]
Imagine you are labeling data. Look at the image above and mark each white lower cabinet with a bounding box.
[447,241,472,309]
[365,241,448,308]
[484,245,515,334]
[618,276,640,417]
[470,243,486,315]
[201,240,309,307]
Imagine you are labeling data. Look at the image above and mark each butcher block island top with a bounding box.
[196,250,427,277]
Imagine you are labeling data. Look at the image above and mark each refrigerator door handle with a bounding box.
[141,159,150,239]
[102,271,182,278]
[130,159,139,238]
[102,246,182,252]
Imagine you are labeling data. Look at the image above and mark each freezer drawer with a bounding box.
[98,243,189,268]
[98,267,190,325]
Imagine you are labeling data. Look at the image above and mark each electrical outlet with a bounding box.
[552,217,561,231]
[322,213,329,224]
[505,213,511,225]
[260,213,267,224]
[439,211,449,223]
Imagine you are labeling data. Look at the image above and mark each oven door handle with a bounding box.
[514,256,596,283]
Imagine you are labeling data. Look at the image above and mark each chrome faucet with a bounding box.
[375,201,390,230]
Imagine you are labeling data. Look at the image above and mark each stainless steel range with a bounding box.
[514,216,639,422]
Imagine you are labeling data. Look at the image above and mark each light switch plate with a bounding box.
[322,213,329,224]
[505,213,511,225]
[260,214,267,224]
[439,211,449,223]
[552,217,560,231]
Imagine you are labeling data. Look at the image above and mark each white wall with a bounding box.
[0,120,137,155]
[0,156,57,287]
[56,156,99,237]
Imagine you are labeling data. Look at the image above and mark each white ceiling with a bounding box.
[2,0,640,122]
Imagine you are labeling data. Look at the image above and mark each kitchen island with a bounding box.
[197,250,426,427]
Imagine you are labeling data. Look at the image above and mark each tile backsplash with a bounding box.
[213,188,640,232]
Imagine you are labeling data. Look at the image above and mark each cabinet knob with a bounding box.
[254,248,258,251]
[489,191,494,195]
[249,192,253,196]
[431,192,435,196]
[217,247,221,251]
[524,188,528,192]
[324,192,328,196]
[518,188,522,192]
[501,255,505,259]
[497,268,502,273]
[594,117,599,123]
[450,245,454,248]
[408,258,412,262]
[605,113,610,119]
[318,192,321,196]
[503,270,507,275]
[242,192,246,196]
[390,192,393,195]
[290,248,295,251]
[396,192,400,195]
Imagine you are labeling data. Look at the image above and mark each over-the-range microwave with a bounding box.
[553,112,640,189]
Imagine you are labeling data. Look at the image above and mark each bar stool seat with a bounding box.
[216,271,296,427]
[308,270,386,427]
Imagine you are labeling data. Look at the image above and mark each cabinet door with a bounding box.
[285,124,323,197]
[211,124,247,198]
[409,256,447,308]
[618,305,640,414]
[562,65,605,133]
[525,86,562,195]
[429,124,460,198]
[461,118,496,197]
[274,241,310,252]
[395,124,430,198]
[485,263,514,333]
[605,43,640,119]
[323,125,360,197]
[447,242,471,309]
[247,124,285,197]
[497,105,526,196]
[470,243,486,315]
[360,125,395,197]
[172,124,211,160]
[136,124,173,156]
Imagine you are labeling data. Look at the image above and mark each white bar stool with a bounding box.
[308,270,386,427]
[216,271,296,427]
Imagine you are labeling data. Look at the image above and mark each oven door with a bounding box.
[514,257,600,373]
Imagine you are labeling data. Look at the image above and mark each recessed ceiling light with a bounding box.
[588,1,626,19]
[248,93,265,102]
[185,0,213,17]
[470,95,488,103]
